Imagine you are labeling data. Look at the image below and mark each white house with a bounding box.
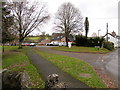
[103,31,120,47]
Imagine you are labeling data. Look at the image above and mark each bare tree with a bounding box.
[8,1,49,48]
[54,2,83,46]
[92,32,97,37]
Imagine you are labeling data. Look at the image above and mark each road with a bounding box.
[93,49,119,86]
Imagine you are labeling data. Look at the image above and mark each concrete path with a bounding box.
[27,49,90,88]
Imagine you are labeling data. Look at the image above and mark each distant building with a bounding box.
[39,39,51,45]
[111,31,116,36]
[51,33,74,43]
[103,31,120,47]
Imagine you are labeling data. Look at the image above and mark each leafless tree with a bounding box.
[8,1,49,48]
[54,2,83,46]
[92,32,97,37]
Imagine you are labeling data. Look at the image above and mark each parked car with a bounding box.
[22,43,36,46]
[22,43,27,46]
[46,41,59,46]
[30,43,36,46]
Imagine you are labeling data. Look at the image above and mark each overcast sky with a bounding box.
[30,0,119,37]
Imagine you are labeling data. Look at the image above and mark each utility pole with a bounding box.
[98,29,101,37]
[106,23,108,42]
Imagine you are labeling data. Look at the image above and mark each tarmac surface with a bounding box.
[93,49,119,87]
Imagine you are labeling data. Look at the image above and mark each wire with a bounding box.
[83,17,118,19]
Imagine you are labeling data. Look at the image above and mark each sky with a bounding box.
[30,0,119,37]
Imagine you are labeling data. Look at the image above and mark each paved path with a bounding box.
[27,49,90,88]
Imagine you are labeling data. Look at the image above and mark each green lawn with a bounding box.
[34,48,106,88]
[52,46,110,53]
[25,37,40,42]
[2,46,45,88]
[25,36,51,42]
[27,37,40,40]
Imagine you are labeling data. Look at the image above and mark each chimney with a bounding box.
[111,31,116,36]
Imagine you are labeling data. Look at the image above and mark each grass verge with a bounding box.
[52,46,110,53]
[2,46,45,88]
[34,48,106,88]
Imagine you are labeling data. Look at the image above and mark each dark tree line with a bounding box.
[75,35,105,47]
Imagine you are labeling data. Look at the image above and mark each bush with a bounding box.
[72,43,76,46]
[103,41,114,51]
[75,35,105,47]
[75,35,87,46]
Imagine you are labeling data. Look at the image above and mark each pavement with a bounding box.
[38,46,119,87]
[27,49,90,88]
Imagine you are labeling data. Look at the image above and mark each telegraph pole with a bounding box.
[106,23,108,42]
[98,29,101,37]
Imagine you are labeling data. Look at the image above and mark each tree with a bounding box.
[39,31,46,40]
[9,1,49,48]
[84,17,89,38]
[2,2,15,44]
[2,2,16,52]
[92,32,97,37]
[54,2,83,47]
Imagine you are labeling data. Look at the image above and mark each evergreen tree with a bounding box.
[2,2,15,44]
[84,17,89,38]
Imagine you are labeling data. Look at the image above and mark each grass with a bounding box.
[2,46,45,88]
[26,37,40,41]
[52,46,110,53]
[25,36,51,42]
[34,48,106,88]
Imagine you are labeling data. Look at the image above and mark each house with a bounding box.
[103,31,120,47]
[51,33,75,45]
[39,39,51,45]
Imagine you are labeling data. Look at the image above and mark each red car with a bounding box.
[22,43,30,46]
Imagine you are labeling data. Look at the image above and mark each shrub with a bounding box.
[72,43,76,46]
[75,35,104,47]
[75,35,87,46]
[103,41,114,51]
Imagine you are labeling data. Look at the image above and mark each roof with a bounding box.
[52,33,74,41]
[103,33,116,38]
[103,33,120,39]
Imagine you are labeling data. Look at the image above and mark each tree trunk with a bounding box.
[3,44,4,52]
[65,36,68,47]
[18,39,23,49]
